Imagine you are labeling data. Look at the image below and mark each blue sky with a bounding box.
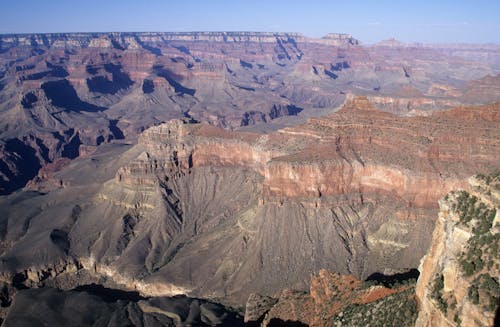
[1,0,499,44]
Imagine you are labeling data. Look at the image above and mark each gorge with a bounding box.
[0,32,499,326]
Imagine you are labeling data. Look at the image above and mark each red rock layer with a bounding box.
[129,97,499,211]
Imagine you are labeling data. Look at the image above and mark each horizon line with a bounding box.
[1,31,500,46]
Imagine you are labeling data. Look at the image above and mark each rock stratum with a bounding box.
[239,171,499,327]
[0,96,498,317]
[1,32,500,195]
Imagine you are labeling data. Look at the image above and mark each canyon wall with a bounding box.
[416,173,499,327]
[0,98,497,306]
[1,32,500,194]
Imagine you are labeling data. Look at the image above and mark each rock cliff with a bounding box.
[0,32,352,49]
[0,98,498,308]
[1,32,500,194]
[416,171,499,327]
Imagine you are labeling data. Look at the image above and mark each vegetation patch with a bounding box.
[431,274,448,313]
[448,170,499,316]
[476,170,500,190]
[468,274,500,312]
[330,287,417,327]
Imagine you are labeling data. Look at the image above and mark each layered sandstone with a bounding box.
[1,32,500,195]
[0,97,498,308]
[106,99,498,304]
[126,97,499,206]
[0,32,360,50]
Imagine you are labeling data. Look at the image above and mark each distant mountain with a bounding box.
[1,32,500,195]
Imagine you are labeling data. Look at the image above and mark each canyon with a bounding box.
[0,95,498,316]
[0,32,499,326]
[1,32,500,195]
[240,172,498,327]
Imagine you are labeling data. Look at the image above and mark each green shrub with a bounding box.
[469,285,480,305]
[476,170,500,185]
[481,274,499,292]
[479,274,500,312]
[433,274,444,294]
[330,287,418,327]
[453,189,498,279]
[432,274,448,313]
[467,274,500,312]
[460,259,475,276]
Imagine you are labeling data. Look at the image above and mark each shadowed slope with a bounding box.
[0,98,497,307]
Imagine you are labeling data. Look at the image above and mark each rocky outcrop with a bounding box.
[244,269,418,327]
[91,99,500,303]
[244,293,278,325]
[367,95,462,114]
[416,172,499,327]
[1,31,500,323]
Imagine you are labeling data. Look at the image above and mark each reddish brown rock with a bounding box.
[1,32,500,195]
[130,97,498,210]
[247,269,414,327]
